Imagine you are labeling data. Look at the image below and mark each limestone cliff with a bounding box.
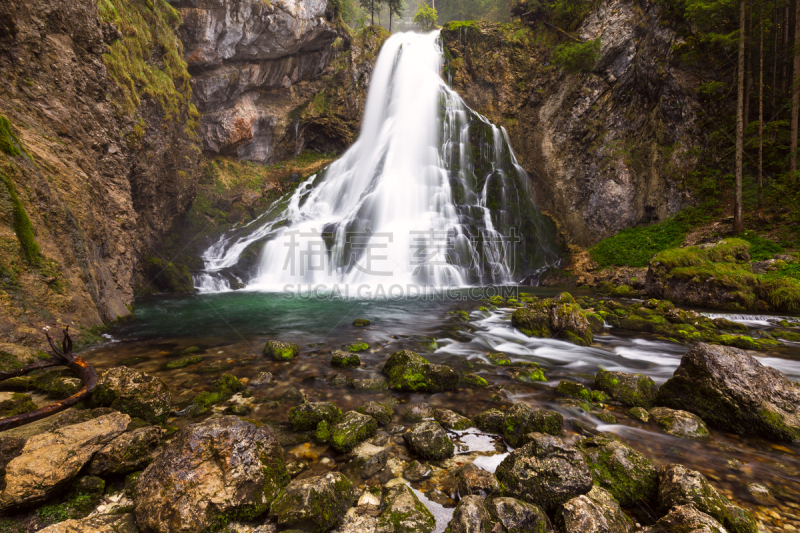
[442,0,701,247]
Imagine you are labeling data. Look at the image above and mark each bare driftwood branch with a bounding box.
[0,327,98,432]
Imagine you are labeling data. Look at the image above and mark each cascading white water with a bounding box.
[195,31,559,293]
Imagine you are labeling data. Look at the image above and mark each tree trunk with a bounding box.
[734,0,746,234]
[759,0,764,212]
[390,9,392,32]
[792,0,800,183]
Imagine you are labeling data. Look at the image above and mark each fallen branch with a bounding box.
[541,21,584,43]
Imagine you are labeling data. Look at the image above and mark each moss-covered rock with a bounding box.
[88,426,164,476]
[331,350,361,368]
[0,343,49,373]
[474,408,505,434]
[263,340,300,361]
[382,350,459,393]
[405,402,434,422]
[190,374,244,414]
[270,472,356,532]
[403,421,455,460]
[343,342,369,352]
[595,370,658,409]
[0,392,37,417]
[450,463,500,498]
[577,433,658,507]
[352,319,371,327]
[357,401,394,425]
[511,293,593,346]
[93,367,171,424]
[162,355,203,370]
[557,485,634,533]
[288,401,343,431]
[330,411,378,452]
[433,408,473,430]
[503,403,563,447]
[556,380,607,404]
[461,373,488,387]
[486,497,550,533]
[445,494,492,533]
[648,407,710,438]
[377,483,435,533]
[642,504,728,533]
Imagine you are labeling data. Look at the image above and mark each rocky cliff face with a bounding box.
[0,0,200,344]
[442,0,701,247]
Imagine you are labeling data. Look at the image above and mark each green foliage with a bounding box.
[1,170,41,265]
[590,207,715,267]
[738,231,783,261]
[0,116,24,157]
[413,5,438,29]
[551,37,601,73]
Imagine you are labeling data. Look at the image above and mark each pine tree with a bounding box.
[388,0,404,31]
[734,0,746,234]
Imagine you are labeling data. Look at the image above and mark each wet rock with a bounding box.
[649,407,710,438]
[331,411,379,453]
[0,392,37,417]
[403,460,432,481]
[287,461,307,477]
[511,293,593,346]
[595,370,659,409]
[362,449,390,478]
[557,380,607,404]
[451,463,500,498]
[134,416,289,533]
[628,407,650,422]
[357,489,382,517]
[461,374,489,387]
[343,342,370,352]
[270,472,357,532]
[0,412,129,510]
[495,432,593,512]
[656,343,800,441]
[486,497,549,533]
[87,426,164,476]
[474,408,505,434]
[353,319,372,327]
[330,373,350,388]
[446,495,492,533]
[657,464,757,533]
[332,350,361,368]
[577,433,658,506]
[0,343,48,372]
[358,401,395,425]
[404,421,455,460]
[557,485,633,533]
[405,403,434,422]
[37,513,139,533]
[92,367,171,424]
[641,504,728,533]
[434,408,474,430]
[503,403,564,447]
[288,401,343,431]
[351,377,388,391]
[264,340,300,361]
[377,483,436,533]
[382,350,459,393]
[251,371,273,385]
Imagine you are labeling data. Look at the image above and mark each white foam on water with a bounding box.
[451,428,498,454]
[410,486,455,533]
[471,452,509,473]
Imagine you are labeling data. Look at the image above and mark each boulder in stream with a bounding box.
[263,340,299,361]
[557,485,634,533]
[446,495,492,533]
[270,472,356,532]
[382,350,459,393]
[92,367,171,424]
[511,292,593,346]
[403,421,455,460]
[288,401,343,431]
[377,483,435,533]
[595,370,659,409]
[642,504,728,533]
[503,403,563,447]
[330,411,378,452]
[649,407,710,438]
[486,497,550,533]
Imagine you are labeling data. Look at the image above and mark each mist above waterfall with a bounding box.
[195,31,559,294]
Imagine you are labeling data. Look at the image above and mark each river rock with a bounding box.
[642,504,728,533]
[595,370,659,409]
[495,432,593,512]
[658,464,757,533]
[37,513,139,533]
[511,293,593,346]
[434,408,473,430]
[382,350,459,393]
[451,463,500,498]
[134,416,289,533]
[405,403,434,421]
[655,343,800,441]
[0,412,129,510]
[92,367,171,424]
[649,407,710,438]
[270,472,356,532]
[503,403,564,447]
[332,350,361,368]
[446,495,491,533]
[288,401,343,430]
[362,449,390,478]
[577,433,658,506]
[403,460,432,481]
[264,340,300,361]
[357,489,382,517]
[486,497,549,533]
[557,485,633,533]
[403,421,455,460]
[331,411,378,452]
[474,408,505,434]
[351,377,388,391]
[377,483,435,533]
[358,401,394,425]
[0,343,48,372]
[87,426,164,476]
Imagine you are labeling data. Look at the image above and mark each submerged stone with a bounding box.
[353,319,372,327]
[433,408,473,430]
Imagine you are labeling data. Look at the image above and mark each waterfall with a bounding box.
[195,31,559,294]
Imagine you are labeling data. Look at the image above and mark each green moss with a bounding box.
[461,373,488,387]
[264,340,300,361]
[0,116,27,158]
[191,374,243,413]
[288,402,343,431]
[162,355,202,369]
[352,318,371,327]
[1,170,40,265]
[343,342,369,352]
[0,392,37,417]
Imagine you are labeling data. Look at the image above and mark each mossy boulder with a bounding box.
[0,343,49,372]
[486,497,550,533]
[405,402,434,422]
[642,504,728,533]
[377,483,435,533]
[403,421,455,460]
[3,369,82,400]
[190,374,244,414]
[382,350,459,393]
[649,407,710,438]
[461,373,488,387]
[162,356,203,370]
[595,370,659,409]
[577,433,658,507]
[557,485,634,533]
[656,343,800,441]
[450,463,500,498]
[330,411,378,452]
[511,292,593,346]
[433,408,473,430]
[264,340,300,361]
[495,433,593,512]
[657,464,757,533]
[474,408,505,434]
[357,401,394,425]
[343,342,369,352]
[556,380,607,404]
[352,319,371,327]
[0,393,37,417]
[331,350,361,367]
[288,402,343,431]
[446,495,492,533]
[88,426,164,476]
[503,403,564,447]
[270,472,357,532]
[93,367,171,424]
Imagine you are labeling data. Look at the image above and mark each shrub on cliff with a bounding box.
[551,38,601,73]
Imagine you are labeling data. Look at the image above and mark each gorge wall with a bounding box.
[441,0,702,247]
